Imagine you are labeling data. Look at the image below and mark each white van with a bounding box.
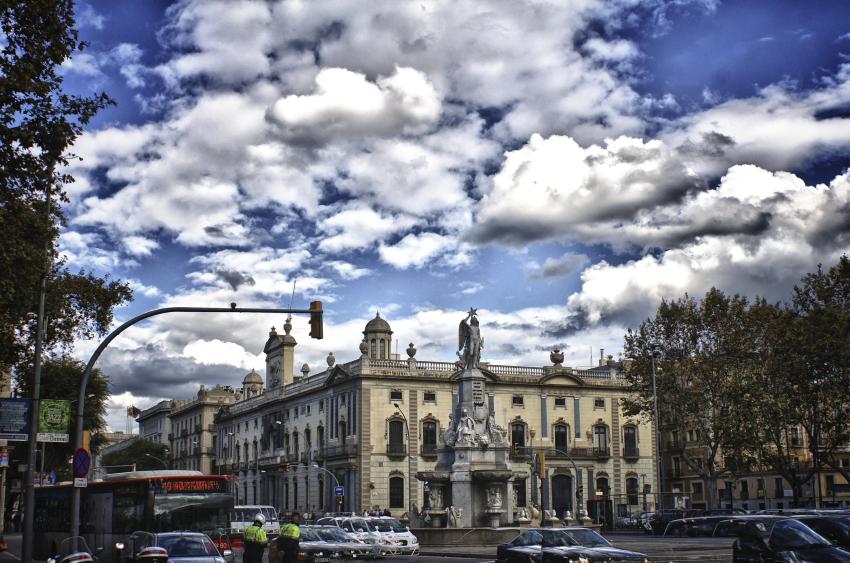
[230,505,281,537]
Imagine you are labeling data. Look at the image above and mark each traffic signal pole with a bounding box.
[68,304,323,540]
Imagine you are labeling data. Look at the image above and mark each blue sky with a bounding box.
[56,0,850,429]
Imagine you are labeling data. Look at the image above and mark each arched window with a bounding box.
[305,428,312,449]
[389,476,404,508]
[244,441,249,461]
[284,433,290,454]
[252,440,258,461]
[293,433,299,456]
[380,339,386,359]
[554,424,570,451]
[511,423,526,447]
[235,444,241,462]
[626,477,639,505]
[593,425,608,452]
[422,421,437,454]
[388,419,405,454]
[370,339,377,358]
[596,476,609,498]
[317,426,325,449]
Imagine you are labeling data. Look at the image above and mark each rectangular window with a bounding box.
[740,480,749,500]
[594,398,605,408]
[673,457,682,477]
[775,477,784,498]
[390,390,403,402]
[790,427,801,446]
[512,395,524,407]
[691,481,703,498]
[826,475,835,496]
[423,391,436,403]
[515,479,527,507]
[319,399,324,412]
[554,397,566,408]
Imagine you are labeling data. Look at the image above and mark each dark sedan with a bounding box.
[717,515,850,562]
[664,515,734,537]
[496,528,647,563]
[796,514,850,551]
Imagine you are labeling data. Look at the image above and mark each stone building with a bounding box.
[137,400,172,445]
[213,313,658,522]
[168,384,240,473]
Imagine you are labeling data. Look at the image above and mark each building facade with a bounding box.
[213,314,658,522]
[169,385,240,473]
[137,400,172,445]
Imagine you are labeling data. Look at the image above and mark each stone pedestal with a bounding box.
[485,509,504,528]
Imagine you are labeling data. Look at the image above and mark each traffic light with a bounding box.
[576,485,583,498]
[309,300,323,339]
[535,452,546,477]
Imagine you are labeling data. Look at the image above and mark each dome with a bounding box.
[242,368,263,385]
[363,312,392,335]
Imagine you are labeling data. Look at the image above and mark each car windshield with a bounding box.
[59,537,91,557]
[299,528,322,542]
[350,519,371,532]
[769,520,832,550]
[317,528,356,542]
[563,529,611,547]
[539,530,576,547]
[157,535,219,557]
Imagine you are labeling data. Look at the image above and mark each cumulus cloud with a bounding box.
[318,205,419,253]
[531,253,590,279]
[470,134,701,246]
[268,67,441,145]
[564,165,850,325]
[378,232,457,269]
[326,261,371,280]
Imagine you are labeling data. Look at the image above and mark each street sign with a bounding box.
[0,449,8,467]
[74,477,87,488]
[0,398,32,441]
[334,486,345,497]
[37,399,71,442]
[73,448,92,479]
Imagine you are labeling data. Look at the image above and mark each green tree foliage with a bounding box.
[623,288,762,509]
[0,2,132,374]
[18,357,110,480]
[101,438,171,472]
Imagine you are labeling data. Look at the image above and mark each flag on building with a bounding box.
[127,406,142,418]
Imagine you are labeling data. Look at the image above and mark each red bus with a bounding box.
[34,470,234,562]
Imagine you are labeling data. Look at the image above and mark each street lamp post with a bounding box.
[311,464,341,513]
[394,403,413,518]
[650,344,664,511]
[68,304,323,539]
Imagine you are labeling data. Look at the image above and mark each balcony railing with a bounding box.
[324,443,358,459]
[623,446,640,460]
[387,443,407,458]
[568,446,611,460]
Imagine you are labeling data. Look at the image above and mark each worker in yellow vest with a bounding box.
[276,512,301,563]
[243,513,267,563]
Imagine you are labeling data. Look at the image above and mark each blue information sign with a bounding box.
[334,486,345,497]
[0,398,32,441]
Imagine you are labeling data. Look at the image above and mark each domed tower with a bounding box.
[363,312,393,360]
[264,316,297,389]
[242,368,263,398]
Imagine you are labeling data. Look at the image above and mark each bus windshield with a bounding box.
[153,492,232,532]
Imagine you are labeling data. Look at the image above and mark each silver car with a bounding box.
[149,532,231,563]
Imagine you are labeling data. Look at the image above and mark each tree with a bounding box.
[623,288,759,509]
[0,0,132,378]
[101,438,170,472]
[8,357,110,481]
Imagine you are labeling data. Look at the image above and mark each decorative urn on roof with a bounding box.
[550,348,564,367]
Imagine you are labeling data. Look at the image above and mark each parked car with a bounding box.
[496,528,647,563]
[716,515,850,562]
[121,532,232,563]
[269,525,380,563]
[315,516,390,551]
[664,515,734,537]
[795,514,850,551]
[365,517,420,555]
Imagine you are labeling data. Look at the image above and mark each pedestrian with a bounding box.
[276,512,301,563]
[383,507,391,517]
[243,513,267,563]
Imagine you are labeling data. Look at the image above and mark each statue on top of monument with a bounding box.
[457,307,483,369]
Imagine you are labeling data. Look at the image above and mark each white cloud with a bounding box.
[471,134,699,246]
[182,339,265,370]
[378,232,456,269]
[326,261,371,280]
[268,67,441,144]
[318,205,419,253]
[127,278,161,298]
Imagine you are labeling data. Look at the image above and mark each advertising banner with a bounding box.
[0,398,32,441]
[37,399,71,442]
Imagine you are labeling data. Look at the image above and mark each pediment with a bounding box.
[539,372,585,387]
[324,364,352,385]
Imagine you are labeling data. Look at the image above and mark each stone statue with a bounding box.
[428,487,444,509]
[443,413,457,447]
[486,411,507,445]
[453,507,463,527]
[512,488,519,508]
[486,487,503,509]
[457,408,476,445]
[446,505,456,528]
[457,308,483,369]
